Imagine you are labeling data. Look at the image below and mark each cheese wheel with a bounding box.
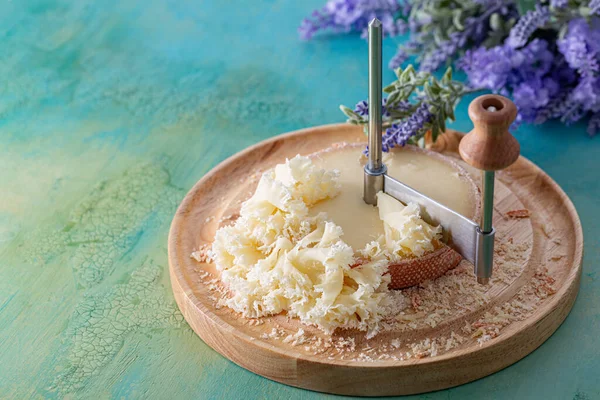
[218,145,479,294]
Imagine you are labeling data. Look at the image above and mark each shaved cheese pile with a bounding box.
[211,155,439,335]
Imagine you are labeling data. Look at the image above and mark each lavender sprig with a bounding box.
[382,102,432,150]
[460,38,574,123]
[302,0,600,136]
[391,0,519,72]
[298,0,406,40]
[550,0,569,8]
[558,18,600,78]
[341,66,477,149]
[461,14,600,135]
[591,0,600,16]
[507,5,551,48]
[587,111,600,135]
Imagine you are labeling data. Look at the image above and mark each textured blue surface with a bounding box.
[0,0,598,399]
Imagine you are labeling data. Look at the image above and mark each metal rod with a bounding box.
[481,170,495,233]
[475,170,496,284]
[363,18,385,206]
[368,18,382,172]
[475,227,494,285]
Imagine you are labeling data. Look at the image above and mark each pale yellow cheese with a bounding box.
[376,191,441,259]
[310,146,473,251]
[211,155,438,335]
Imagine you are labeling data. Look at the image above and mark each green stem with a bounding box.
[462,87,486,95]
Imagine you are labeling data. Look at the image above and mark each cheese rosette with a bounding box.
[211,155,440,334]
[376,191,442,260]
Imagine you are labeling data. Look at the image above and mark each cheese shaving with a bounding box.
[376,192,441,259]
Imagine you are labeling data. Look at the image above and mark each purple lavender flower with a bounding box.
[354,100,369,116]
[558,18,600,78]
[381,102,431,150]
[416,0,517,72]
[461,39,558,90]
[513,80,549,109]
[550,0,568,8]
[461,39,576,124]
[554,18,600,129]
[419,32,465,73]
[534,93,571,124]
[459,45,513,91]
[389,40,418,69]
[512,79,551,121]
[571,77,600,113]
[507,5,550,48]
[591,0,600,16]
[354,98,412,118]
[306,0,600,137]
[299,9,333,40]
[587,112,600,136]
[299,0,405,40]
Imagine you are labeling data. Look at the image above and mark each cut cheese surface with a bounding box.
[310,145,475,252]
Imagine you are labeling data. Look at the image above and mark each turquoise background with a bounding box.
[0,0,598,399]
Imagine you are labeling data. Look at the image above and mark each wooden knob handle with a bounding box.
[459,95,520,171]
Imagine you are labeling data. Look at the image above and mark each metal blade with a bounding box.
[383,174,478,264]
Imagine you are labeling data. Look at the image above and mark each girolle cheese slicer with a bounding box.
[363,18,520,284]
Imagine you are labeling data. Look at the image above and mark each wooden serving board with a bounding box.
[168,124,583,396]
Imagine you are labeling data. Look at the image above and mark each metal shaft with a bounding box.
[475,170,496,285]
[368,18,382,172]
[364,18,385,205]
[481,171,495,233]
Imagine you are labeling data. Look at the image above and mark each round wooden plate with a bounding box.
[168,124,583,396]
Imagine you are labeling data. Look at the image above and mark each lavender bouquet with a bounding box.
[300,0,600,145]
[340,66,478,149]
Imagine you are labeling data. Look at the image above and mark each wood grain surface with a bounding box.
[168,124,583,396]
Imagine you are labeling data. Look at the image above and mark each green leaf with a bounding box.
[490,13,502,31]
[438,110,446,133]
[579,6,592,18]
[433,30,446,46]
[558,24,569,40]
[441,67,453,84]
[429,82,441,95]
[452,10,464,30]
[424,82,434,99]
[445,102,455,121]
[400,68,411,83]
[431,123,440,142]
[387,91,401,107]
[340,105,359,119]
[516,0,537,14]
[383,84,396,93]
[395,67,403,79]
